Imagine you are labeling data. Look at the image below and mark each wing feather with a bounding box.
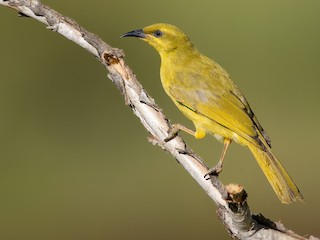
[167,62,271,148]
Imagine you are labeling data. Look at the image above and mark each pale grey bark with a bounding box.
[0,1,317,239]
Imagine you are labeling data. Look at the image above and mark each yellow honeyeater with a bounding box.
[122,23,303,204]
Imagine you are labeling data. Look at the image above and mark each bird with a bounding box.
[121,23,303,204]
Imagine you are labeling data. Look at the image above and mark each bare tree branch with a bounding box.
[0,1,317,239]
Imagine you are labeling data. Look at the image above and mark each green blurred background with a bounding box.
[1,1,319,239]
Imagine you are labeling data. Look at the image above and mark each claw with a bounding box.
[164,126,179,142]
[164,123,194,142]
[204,163,223,180]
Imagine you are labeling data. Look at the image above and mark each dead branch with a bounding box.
[0,1,317,239]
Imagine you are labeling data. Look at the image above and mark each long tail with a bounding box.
[247,142,304,204]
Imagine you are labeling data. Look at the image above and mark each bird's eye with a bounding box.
[153,30,163,38]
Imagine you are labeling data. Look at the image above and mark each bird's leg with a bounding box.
[164,124,206,142]
[204,139,232,179]
[164,123,196,142]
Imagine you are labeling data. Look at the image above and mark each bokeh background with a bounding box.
[1,1,320,239]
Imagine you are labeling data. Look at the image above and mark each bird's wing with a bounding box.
[167,68,271,148]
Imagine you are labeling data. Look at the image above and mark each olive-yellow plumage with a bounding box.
[122,23,303,204]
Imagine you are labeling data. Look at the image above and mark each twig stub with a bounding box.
[226,184,247,205]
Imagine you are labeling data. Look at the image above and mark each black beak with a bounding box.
[120,29,146,38]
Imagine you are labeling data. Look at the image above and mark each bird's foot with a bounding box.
[164,124,180,142]
[204,163,223,180]
[164,123,196,142]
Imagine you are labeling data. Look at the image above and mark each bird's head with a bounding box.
[121,23,194,54]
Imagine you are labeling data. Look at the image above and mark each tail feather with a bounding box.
[247,143,304,204]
